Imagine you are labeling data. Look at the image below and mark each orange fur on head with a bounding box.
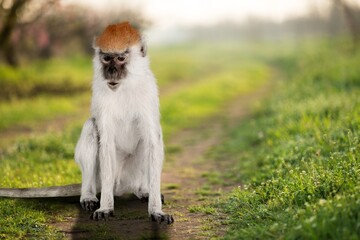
[95,22,141,52]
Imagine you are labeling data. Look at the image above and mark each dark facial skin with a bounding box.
[99,49,129,89]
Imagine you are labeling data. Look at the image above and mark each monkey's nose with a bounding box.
[109,66,117,73]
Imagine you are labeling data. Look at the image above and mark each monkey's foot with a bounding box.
[91,209,114,221]
[80,198,99,212]
[150,212,174,225]
[140,194,165,204]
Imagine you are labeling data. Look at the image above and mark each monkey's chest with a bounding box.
[114,120,140,155]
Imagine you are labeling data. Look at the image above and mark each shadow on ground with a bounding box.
[33,195,169,239]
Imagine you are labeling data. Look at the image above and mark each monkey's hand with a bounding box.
[80,198,99,212]
[91,208,114,221]
[150,212,174,225]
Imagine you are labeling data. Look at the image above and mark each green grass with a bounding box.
[0,125,84,238]
[1,130,82,188]
[0,43,270,186]
[0,43,260,134]
[150,45,217,86]
[0,55,92,134]
[0,55,92,100]
[0,42,271,239]
[205,41,360,239]
[3,40,359,239]
[0,199,68,239]
[161,61,269,140]
[0,94,89,131]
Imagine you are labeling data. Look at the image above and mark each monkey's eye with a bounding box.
[114,56,126,64]
[101,55,112,64]
[117,56,125,62]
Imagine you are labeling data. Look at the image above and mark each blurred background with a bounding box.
[0,0,360,186]
[0,0,359,137]
[0,0,360,67]
[0,0,360,239]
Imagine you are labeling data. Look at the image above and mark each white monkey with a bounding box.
[74,22,173,223]
[0,22,173,224]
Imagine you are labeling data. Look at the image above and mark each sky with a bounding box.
[142,0,329,28]
[63,0,333,29]
[61,0,360,44]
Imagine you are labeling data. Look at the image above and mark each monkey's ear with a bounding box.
[140,37,147,57]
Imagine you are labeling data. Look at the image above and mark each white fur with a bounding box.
[75,42,166,218]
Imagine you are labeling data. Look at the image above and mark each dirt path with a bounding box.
[49,82,271,240]
[161,83,271,239]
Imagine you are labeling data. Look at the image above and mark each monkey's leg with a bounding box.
[145,136,174,224]
[140,194,165,204]
[91,126,116,221]
[134,141,165,204]
[75,118,99,212]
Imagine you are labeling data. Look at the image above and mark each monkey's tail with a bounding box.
[0,184,81,198]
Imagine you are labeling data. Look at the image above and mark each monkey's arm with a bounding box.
[0,184,81,198]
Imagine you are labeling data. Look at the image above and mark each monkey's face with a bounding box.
[99,50,129,89]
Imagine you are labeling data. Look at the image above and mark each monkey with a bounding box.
[0,22,173,225]
[76,22,173,223]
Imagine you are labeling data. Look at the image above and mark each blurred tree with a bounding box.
[0,0,28,66]
[0,0,58,66]
[333,0,360,47]
[0,1,149,66]
[39,5,150,57]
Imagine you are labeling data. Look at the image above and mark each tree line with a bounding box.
[0,0,148,66]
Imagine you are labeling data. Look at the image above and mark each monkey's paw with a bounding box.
[80,198,99,212]
[91,208,114,221]
[150,212,174,224]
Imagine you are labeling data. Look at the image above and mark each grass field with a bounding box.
[201,40,360,239]
[0,42,271,238]
[0,39,359,239]
[0,55,92,100]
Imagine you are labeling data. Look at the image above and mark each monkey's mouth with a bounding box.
[107,80,120,89]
